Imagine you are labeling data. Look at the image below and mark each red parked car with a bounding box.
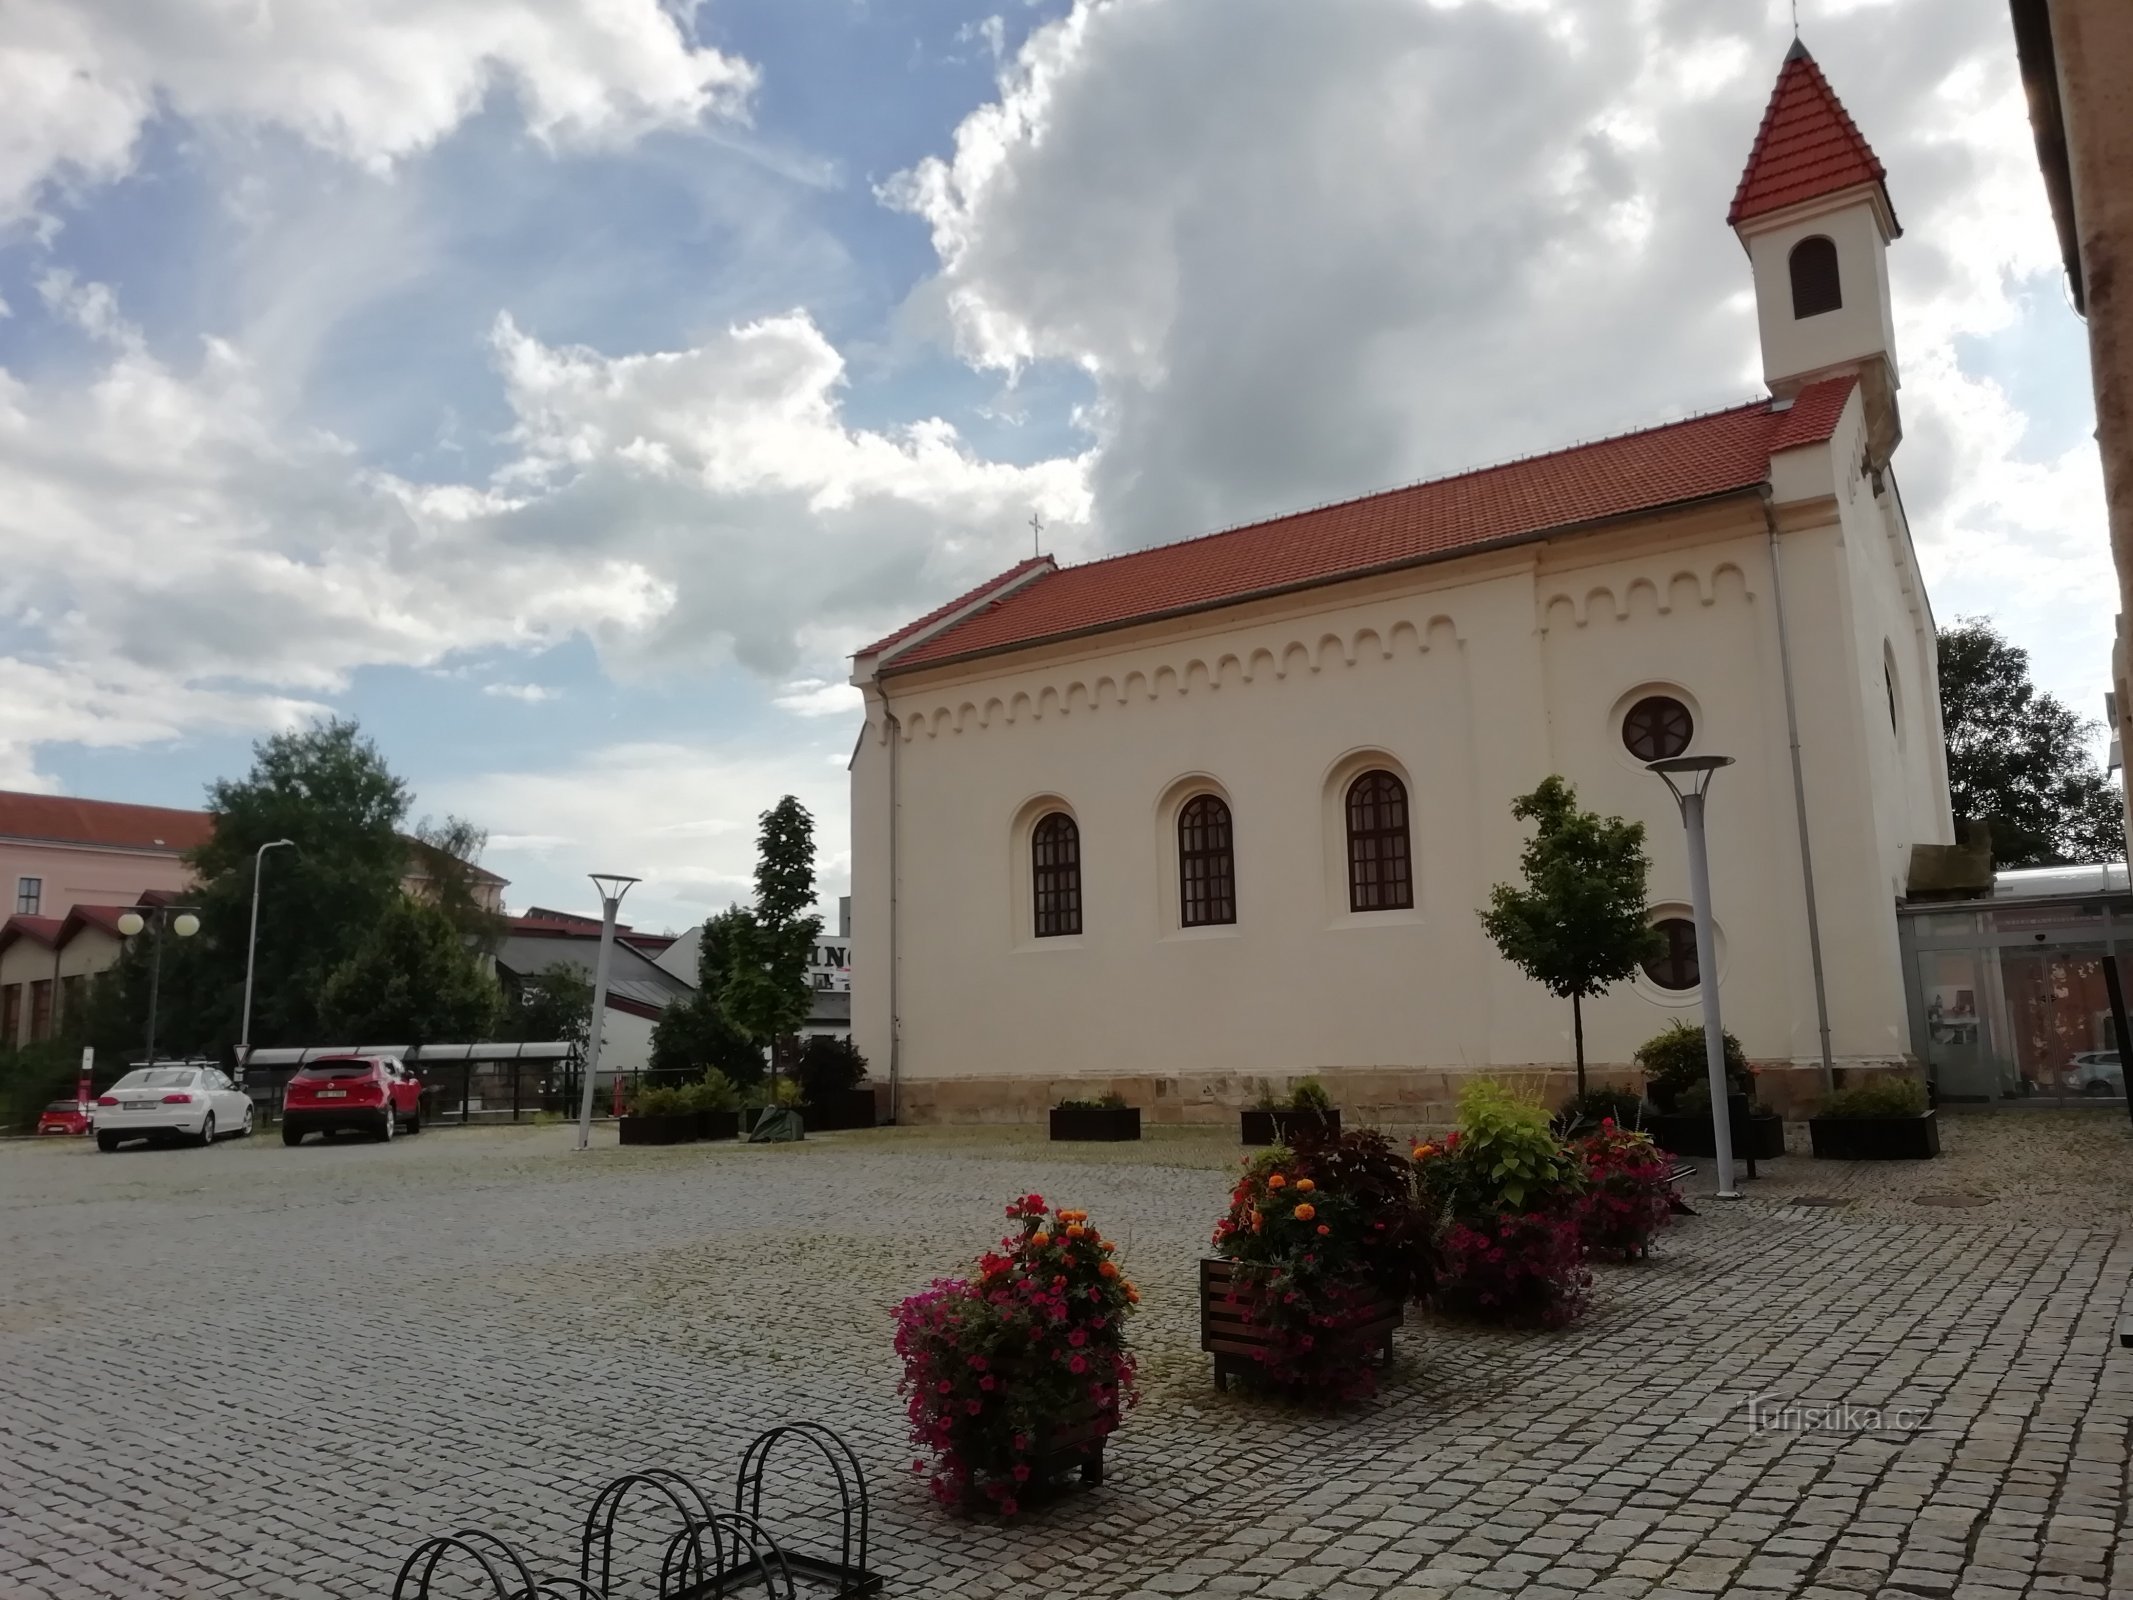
[280,1056,423,1146]
[37,1099,93,1136]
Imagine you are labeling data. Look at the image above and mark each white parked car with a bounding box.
[94,1066,254,1152]
[2064,1051,2123,1097]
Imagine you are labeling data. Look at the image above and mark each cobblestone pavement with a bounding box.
[3,1110,2132,1600]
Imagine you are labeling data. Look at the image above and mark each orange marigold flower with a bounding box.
[1098,1260,1120,1279]
[1412,1142,1436,1158]
[1294,1178,1315,1193]
[1266,1174,1286,1189]
[1065,1224,1085,1238]
[1293,1202,1316,1222]
[1316,1224,1331,1235]
[1125,1284,1140,1303]
[1030,1232,1051,1247]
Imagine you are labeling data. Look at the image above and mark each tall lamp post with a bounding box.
[574,873,640,1151]
[237,839,297,1088]
[1647,755,1741,1200]
[116,905,201,1067]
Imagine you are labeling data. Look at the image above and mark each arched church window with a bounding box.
[1032,812,1082,938]
[1345,771,1413,912]
[1643,918,1700,991]
[1178,794,1236,927]
[1789,236,1842,319]
[1622,695,1694,763]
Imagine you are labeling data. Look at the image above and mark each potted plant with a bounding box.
[1809,1076,1939,1160]
[1240,1078,1341,1146]
[1413,1080,1589,1328]
[684,1072,742,1141]
[1202,1126,1427,1398]
[1050,1093,1141,1142]
[1574,1118,1675,1260]
[894,1193,1139,1516]
[1637,1022,1782,1160]
[618,1084,699,1146]
[797,1037,877,1131]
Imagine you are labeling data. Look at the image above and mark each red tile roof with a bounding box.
[0,790,214,853]
[1728,41,1895,231]
[859,556,1055,657]
[0,915,62,949]
[64,904,140,940]
[877,380,1857,674]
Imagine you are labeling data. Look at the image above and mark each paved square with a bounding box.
[3,1113,2131,1600]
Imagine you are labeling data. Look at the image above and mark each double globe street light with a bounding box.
[116,904,201,1068]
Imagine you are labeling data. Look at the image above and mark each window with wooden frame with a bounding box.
[14,876,40,916]
[1177,794,1236,927]
[1789,235,1841,319]
[1031,812,1083,937]
[1345,770,1414,912]
[1621,695,1694,762]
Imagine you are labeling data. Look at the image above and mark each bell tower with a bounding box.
[1731,40,1903,465]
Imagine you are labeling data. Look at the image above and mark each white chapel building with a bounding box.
[849,44,1953,1124]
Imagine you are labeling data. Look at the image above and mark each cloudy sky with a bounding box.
[0,0,2106,931]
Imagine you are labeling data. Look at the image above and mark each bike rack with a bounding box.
[392,1529,603,1600]
[384,1423,881,1599]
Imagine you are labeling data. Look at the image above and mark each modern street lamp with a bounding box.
[115,905,201,1067]
[237,839,297,1088]
[1647,755,1741,1200]
[574,873,640,1151]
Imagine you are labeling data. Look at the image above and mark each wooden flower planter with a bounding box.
[1809,1110,1939,1160]
[1049,1105,1142,1142]
[1198,1257,1399,1392]
[1646,1105,1783,1162]
[802,1088,879,1132]
[695,1109,742,1142]
[1239,1108,1341,1147]
[617,1113,698,1146]
[1027,1401,1113,1493]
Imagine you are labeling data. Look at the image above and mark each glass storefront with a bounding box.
[1899,896,2129,1106]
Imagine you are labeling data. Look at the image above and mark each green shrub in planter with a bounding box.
[630,1084,692,1118]
[1636,1021,1749,1108]
[1820,1077,1928,1118]
[679,1071,740,1113]
[1289,1077,1334,1114]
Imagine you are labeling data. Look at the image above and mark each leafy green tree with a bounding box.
[1938,617,2125,868]
[1480,776,1660,1097]
[646,989,764,1087]
[795,1036,868,1105]
[502,962,594,1054]
[409,814,506,949]
[318,894,501,1044]
[141,718,414,1057]
[716,797,823,1075]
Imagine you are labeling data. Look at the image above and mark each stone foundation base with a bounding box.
[884,1060,1916,1127]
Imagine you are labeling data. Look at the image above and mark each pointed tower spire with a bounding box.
[1729,41,1898,235]
[1730,45,1904,466]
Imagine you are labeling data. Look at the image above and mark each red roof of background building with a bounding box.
[0,790,214,853]
[64,904,140,940]
[1728,41,1894,230]
[0,915,62,950]
[877,379,1857,674]
[859,556,1055,657]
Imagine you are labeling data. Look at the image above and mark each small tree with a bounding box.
[717,797,823,1076]
[1480,776,1660,1097]
[646,990,765,1088]
[319,894,501,1045]
[796,1036,868,1105]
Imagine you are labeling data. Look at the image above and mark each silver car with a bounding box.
[2064,1051,2124,1097]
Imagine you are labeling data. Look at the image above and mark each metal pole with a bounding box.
[1682,791,1739,1198]
[144,918,164,1068]
[238,840,294,1088]
[575,893,621,1151]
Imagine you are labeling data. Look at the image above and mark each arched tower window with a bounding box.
[1789,236,1842,319]
[1344,771,1413,912]
[1031,812,1082,938]
[1177,795,1236,927]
